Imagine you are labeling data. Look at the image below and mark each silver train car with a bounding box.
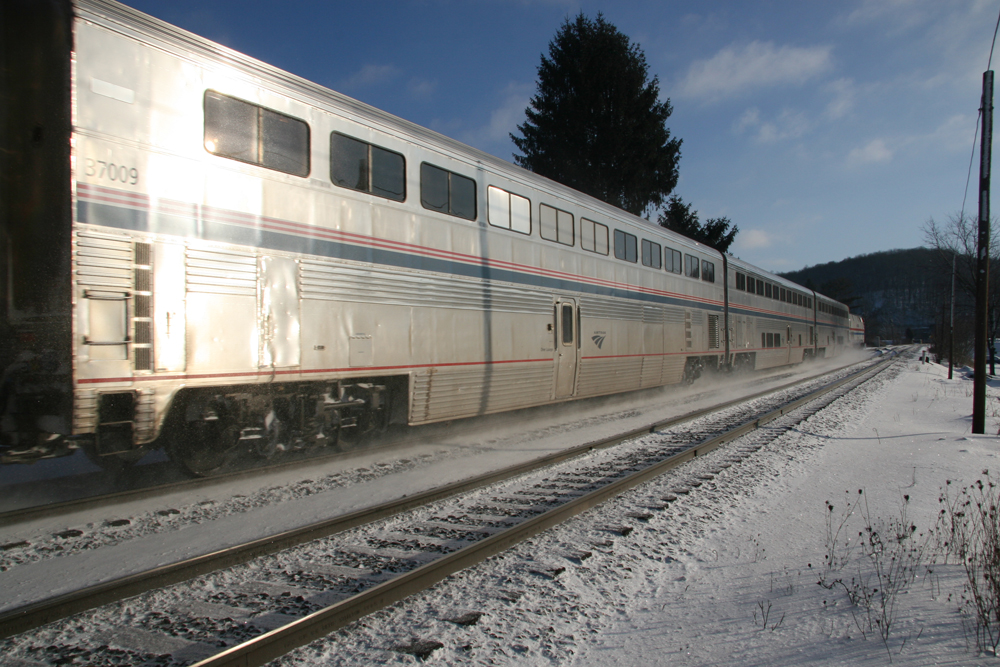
[0,0,854,474]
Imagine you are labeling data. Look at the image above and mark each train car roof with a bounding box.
[75,0,724,264]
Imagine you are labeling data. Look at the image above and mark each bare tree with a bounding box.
[922,213,1000,373]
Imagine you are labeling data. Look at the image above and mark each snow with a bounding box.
[274,352,1000,666]
[0,355,867,612]
[6,350,1000,666]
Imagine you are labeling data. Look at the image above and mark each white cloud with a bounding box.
[676,40,833,102]
[823,78,856,120]
[340,64,400,90]
[847,138,893,164]
[461,82,533,151]
[732,107,810,143]
[407,78,437,101]
[736,229,773,250]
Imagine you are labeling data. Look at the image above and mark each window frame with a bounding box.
[203,90,311,178]
[701,260,715,283]
[539,203,575,246]
[664,247,682,274]
[419,162,477,221]
[614,229,638,263]
[641,239,662,269]
[580,217,610,255]
[329,131,406,201]
[486,185,531,235]
[684,254,700,279]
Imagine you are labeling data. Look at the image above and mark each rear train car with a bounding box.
[0,0,854,474]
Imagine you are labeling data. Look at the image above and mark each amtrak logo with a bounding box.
[592,334,606,349]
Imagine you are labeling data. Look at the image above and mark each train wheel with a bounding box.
[167,419,239,477]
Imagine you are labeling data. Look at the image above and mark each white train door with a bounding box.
[555,298,579,398]
[259,256,301,371]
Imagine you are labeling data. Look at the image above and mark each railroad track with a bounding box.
[0,351,899,666]
[0,356,866,527]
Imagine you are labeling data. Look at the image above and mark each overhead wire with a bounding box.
[961,4,1000,221]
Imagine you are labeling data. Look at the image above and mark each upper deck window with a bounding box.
[330,133,405,201]
[420,163,476,220]
[641,239,662,269]
[701,260,715,283]
[540,204,575,246]
[581,218,609,255]
[487,186,531,234]
[204,91,310,177]
[685,254,700,279]
[614,230,638,262]
[664,247,682,274]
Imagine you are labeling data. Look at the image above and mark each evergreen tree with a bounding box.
[657,195,739,253]
[511,13,681,217]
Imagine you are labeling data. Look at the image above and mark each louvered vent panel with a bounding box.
[186,247,257,295]
[579,297,644,322]
[77,232,132,288]
[301,261,552,315]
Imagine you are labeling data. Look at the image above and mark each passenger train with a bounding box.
[0,0,854,475]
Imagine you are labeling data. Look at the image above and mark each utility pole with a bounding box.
[950,250,955,380]
[973,70,993,434]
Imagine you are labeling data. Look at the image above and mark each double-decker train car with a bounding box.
[849,314,865,347]
[0,0,854,475]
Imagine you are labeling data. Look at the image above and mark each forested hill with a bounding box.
[777,247,941,343]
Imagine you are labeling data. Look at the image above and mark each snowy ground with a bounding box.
[276,352,1000,666]
[0,354,869,612]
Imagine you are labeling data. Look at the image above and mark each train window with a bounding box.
[664,247,682,274]
[776,333,781,346]
[641,239,662,269]
[779,288,786,302]
[420,162,477,220]
[561,304,574,345]
[540,204,574,246]
[766,332,773,347]
[330,133,405,201]
[487,186,531,234]
[736,272,746,291]
[756,279,764,296]
[204,91,310,177]
[614,230,638,262]
[685,255,700,279]
[764,283,772,299]
[581,218,610,255]
[701,260,715,283]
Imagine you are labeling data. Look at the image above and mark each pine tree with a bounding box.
[511,13,681,217]
[657,195,739,253]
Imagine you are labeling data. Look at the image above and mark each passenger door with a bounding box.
[259,256,301,371]
[554,298,579,398]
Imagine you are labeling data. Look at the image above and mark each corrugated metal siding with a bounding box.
[410,363,554,423]
[577,356,643,396]
[301,261,552,315]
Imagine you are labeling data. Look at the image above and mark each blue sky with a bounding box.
[120,0,998,273]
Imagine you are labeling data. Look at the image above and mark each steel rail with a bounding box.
[191,353,898,667]
[0,353,895,641]
[0,355,872,528]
